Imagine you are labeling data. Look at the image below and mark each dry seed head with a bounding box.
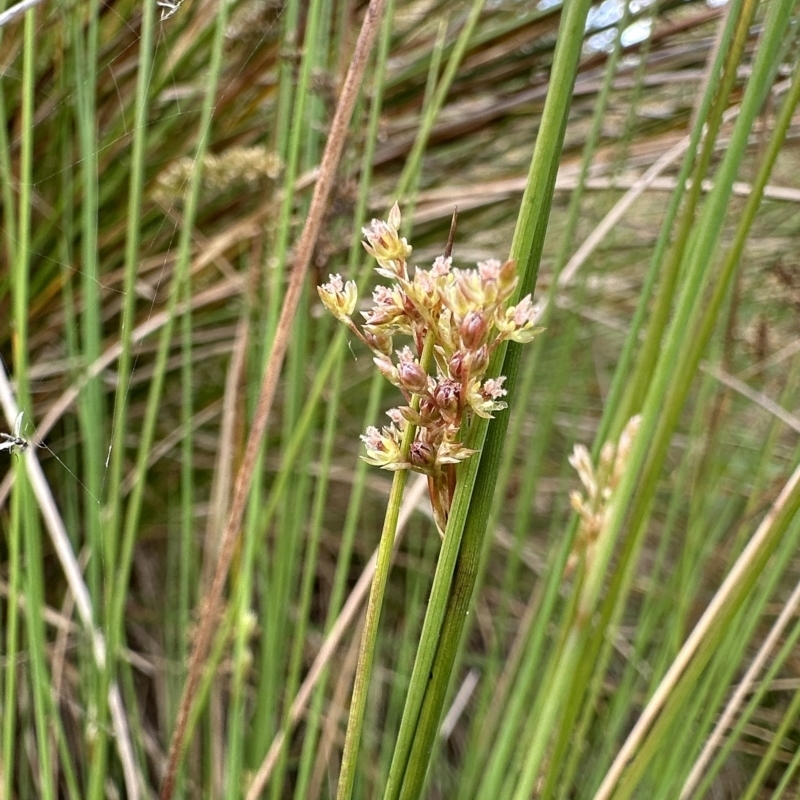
[568,416,642,566]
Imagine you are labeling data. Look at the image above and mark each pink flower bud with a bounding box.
[409,440,435,471]
[363,325,393,355]
[433,379,461,422]
[398,360,428,393]
[468,345,489,377]
[388,201,402,230]
[460,310,488,349]
[397,405,425,426]
[417,396,438,423]
[373,355,399,386]
[498,258,518,289]
[448,350,466,380]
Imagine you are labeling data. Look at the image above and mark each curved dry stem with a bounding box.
[158,1,389,797]
[0,360,141,800]
[592,460,800,800]
[679,573,800,798]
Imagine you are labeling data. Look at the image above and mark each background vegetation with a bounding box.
[1,0,800,798]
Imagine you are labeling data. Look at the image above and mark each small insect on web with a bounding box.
[156,0,182,21]
[0,412,29,455]
[0,411,101,505]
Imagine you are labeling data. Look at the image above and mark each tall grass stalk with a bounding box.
[385,3,593,797]
[593,15,800,795]
[3,1,800,798]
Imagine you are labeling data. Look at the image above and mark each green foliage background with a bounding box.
[1,0,800,798]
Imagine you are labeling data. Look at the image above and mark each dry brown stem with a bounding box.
[158,1,389,797]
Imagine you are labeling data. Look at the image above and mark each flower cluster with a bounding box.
[566,415,641,575]
[318,204,543,534]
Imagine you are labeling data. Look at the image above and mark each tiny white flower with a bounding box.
[317,274,357,320]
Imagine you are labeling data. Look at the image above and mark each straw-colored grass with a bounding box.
[1,0,800,798]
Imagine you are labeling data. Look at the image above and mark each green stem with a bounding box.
[336,330,437,800]
[390,1,594,796]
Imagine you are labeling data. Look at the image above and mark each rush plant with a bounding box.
[322,205,542,800]
[319,204,542,534]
